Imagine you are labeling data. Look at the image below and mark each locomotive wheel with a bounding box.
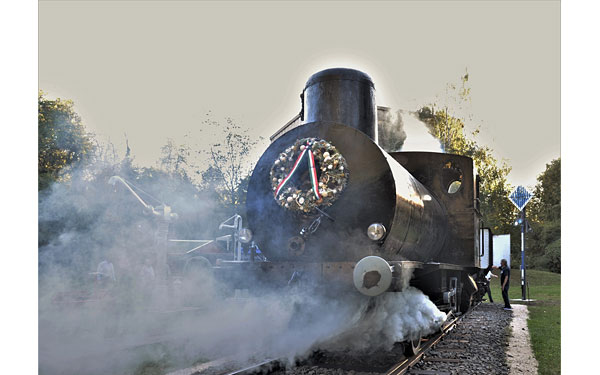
[405,330,422,356]
[460,275,478,313]
[460,291,474,313]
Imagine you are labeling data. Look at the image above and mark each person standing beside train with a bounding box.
[493,259,512,310]
[485,270,497,303]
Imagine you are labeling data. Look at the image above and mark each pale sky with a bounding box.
[39,0,560,187]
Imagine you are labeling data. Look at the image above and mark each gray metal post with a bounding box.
[520,208,527,300]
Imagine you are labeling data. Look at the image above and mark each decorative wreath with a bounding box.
[270,137,349,214]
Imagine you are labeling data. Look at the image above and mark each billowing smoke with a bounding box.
[378,108,443,153]
[36,163,345,374]
[37,161,238,375]
[38,157,446,375]
[197,286,447,363]
[320,287,447,353]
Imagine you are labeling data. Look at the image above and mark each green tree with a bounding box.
[529,158,561,222]
[38,91,94,191]
[527,158,561,272]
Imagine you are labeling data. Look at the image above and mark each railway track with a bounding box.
[171,304,479,375]
[225,359,285,375]
[385,306,472,375]
[165,356,285,375]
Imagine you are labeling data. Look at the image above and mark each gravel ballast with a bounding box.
[276,303,512,375]
[407,303,511,375]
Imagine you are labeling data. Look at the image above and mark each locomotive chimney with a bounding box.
[302,68,378,142]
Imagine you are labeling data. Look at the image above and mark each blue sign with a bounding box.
[509,186,533,211]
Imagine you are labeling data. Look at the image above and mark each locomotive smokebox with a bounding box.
[303,68,378,142]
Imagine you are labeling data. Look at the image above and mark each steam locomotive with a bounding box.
[213,68,492,314]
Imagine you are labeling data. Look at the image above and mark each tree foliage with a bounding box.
[38,91,94,191]
[527,158,561,272]
[529,158,561,222]
[199,117,260,214]
[38,92,262,252]
[159,138,192,180]
[38,92,267,284]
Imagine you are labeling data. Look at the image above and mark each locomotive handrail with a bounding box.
[218,215,244,261]
[184,240,215,254]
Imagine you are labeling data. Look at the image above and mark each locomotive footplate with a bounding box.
[212,259,428,295]
[212,260,478,312]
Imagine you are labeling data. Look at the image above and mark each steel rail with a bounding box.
[223,359,283,375]
[166,357,282,375]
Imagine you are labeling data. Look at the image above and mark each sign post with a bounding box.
[509,186,533,301]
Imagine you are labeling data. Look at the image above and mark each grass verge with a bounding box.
[487,268,560,375]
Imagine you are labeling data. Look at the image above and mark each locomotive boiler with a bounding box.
[217,68,492,313]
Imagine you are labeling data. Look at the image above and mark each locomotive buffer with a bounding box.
[509,186,534,301]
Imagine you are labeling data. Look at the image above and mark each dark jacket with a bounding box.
[500,265,510,289]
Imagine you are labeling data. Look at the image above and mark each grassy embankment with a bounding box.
[487,268,561,375]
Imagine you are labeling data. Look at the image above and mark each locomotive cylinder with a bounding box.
[303,68,378,142]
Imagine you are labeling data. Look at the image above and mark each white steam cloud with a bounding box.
[378,108,443,153]
[320,287,447,353]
